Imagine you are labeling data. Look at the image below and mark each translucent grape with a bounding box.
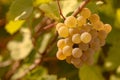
[66,56,72,64]
[93,21,104,31]
[63,45,72,56]
[80,8,91,18]
[64,16,77,28]
[64,37,73,46]
[57,39,66,49]
[77,16,86,27]
[104,24,112,33]
[72,34,81,44]
[98,30,107,40]
[56,23,65,31]
[69,28,80,36]
[80,32,92,43]
[56,50,66,60]
[58,26,69,38]
[81,24,92,32]
[89,14,100,23]
[72,48,83,58]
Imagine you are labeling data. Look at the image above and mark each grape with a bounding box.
[89,29,98,39]
[57,39,66,49]
[103,24,112,33]
[80,32,92,43]
[85,55,94,65]
[72,48,83,58]
[77,16,86,27]
[93,21,104,31]
[69,28,80,36]
[64,16,77,28]
[66,56,72,64]
[80,8,91,18]
[89,14,100,23]
[56,23,65,31]
[72,34,81,44]
[80,54,88,62]
[73,61,83,68]
[58,26,69,38]
[90,38,100,51]
[99,39,106,46]
[81,24,92,32]
[79,42,89,51]
[56,50,66,60]
[71,58,83,68]
[98,30,107,40]
[64,37,73,46]
[63,45,72,56]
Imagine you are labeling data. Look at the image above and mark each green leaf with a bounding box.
[5,20,25,34]
[40,2,60,20]
[34,0,52,6]
[79,65,105,80]
[7,0,33,20]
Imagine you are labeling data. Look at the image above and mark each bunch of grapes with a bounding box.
[56,8,112,68]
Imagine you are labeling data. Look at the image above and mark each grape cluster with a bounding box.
[56,8,112,68]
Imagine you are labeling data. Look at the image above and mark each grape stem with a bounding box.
[72,0,90,17]
[56,0,66,20]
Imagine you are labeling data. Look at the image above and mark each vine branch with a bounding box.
[56,0,65,20]
[72,0,90,17]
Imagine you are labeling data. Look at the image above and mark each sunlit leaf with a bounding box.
[34,0,52,6]
[7,0,33,20]
[5,20,25,34]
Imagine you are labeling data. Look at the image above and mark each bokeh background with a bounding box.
[0,0,120,80]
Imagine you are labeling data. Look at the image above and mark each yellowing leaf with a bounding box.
[34,0,52,6]
[5,20,25,35]
[116,8,120,23]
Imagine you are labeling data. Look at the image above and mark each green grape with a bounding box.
[56,23,65,31]
[69,28,80,36]
[89,14,100,23]
[63,45,72,56]
[64,16,77,28]
[58,26,69,38]
[103,24,112,33]
[79,42,89,51]
[77,16,86,27]
[65,37,73,46]
[57,39,66,49]
[93,21,104,31]
[72,48,83,58]
[72,34,81,44]
[71,58,83,68]
[80,8,91,18]
[80,54,88,62]
[56,50,66,60]
[80,32,92,43]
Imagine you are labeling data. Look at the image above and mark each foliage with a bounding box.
[0,0,120,80]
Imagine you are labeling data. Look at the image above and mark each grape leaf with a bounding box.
[79,65,105,80]
[7,0,33,20]
[40,2,60,20]
[5,20,25,34]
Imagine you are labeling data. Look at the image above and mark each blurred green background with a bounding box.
[0,0,120,80]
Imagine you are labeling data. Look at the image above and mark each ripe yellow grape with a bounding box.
[56,23,65,31]
[69,28,80,36]
[57,39,66,49]
[72,48,83,58]
[64,16,77,28]
[79,42,89,51]
[81,24,92,32]
[104,24,112,33]
[63,45,72,56]
[56,50,66,60]
[80,8,91,18]
[64,37,73,46]
[77,16,86,27]
[89,14,100,23]
[93,21,104,31]
[58,26,69,38]
[66,56,72,64]
[72,34,81,44]
[80,32,92,43]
